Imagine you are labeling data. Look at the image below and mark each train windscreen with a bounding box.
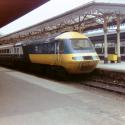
[68,38,95,53]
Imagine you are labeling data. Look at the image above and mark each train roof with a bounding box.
[20,32,62,45]
[55,32,88,40]
[21,32,88,45]
[0,44,14,49]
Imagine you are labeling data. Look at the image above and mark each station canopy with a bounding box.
[0,0,49,28]
[1,1,125,44]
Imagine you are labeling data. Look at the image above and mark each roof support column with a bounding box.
[116,14,121,63]
[103,15,108,63]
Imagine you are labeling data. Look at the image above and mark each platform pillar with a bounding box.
[116,14,121,63]
[103,15,108,63]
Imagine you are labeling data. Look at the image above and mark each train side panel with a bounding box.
[29,53,99,73]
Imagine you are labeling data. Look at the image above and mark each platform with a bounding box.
[97,61,125,73]
[0,66,125,124]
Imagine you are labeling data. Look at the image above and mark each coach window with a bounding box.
[49,42,55,54]
[6,49,8,53]
[4,49,6,53]
[14,48,16,54]
[10,48,13,54]
[35,46,38,53]
[4,49,5,53]
[43,43,48,54]
[17,48,19,54]
[7,49,9,53]
[46,43,50,54]
[38,44,42,53]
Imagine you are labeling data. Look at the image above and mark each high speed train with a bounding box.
[0,31,100,74]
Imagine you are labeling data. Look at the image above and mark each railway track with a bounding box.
[1,64,125,94]
[81,70,125,94]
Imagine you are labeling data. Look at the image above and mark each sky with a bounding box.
[0,0,125,35]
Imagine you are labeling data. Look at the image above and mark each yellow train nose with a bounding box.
[78,60,99,73]
[66,60,99,74]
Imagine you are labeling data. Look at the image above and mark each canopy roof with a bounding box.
[0,0,49,27]
[1,1,125,44]
[89,29,125,43]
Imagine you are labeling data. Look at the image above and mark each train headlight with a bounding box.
[72,56,83,61]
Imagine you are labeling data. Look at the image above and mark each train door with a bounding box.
[55,40,64,66]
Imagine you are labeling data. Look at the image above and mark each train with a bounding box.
[0,31,100,74]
